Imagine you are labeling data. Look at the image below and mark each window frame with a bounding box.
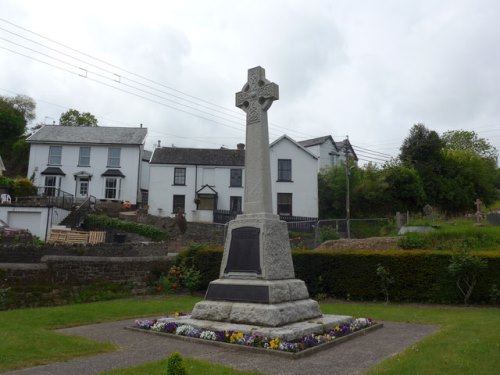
[173,167,186,185]
[78,147,91,167]
[277,159,292,182]
[104,177,121,199]
[230,169,243,187]
[107,147,121,168]
[277,193,293,216]
[48,146,62,165]
[172,195,186,213]
[230,196,242,213]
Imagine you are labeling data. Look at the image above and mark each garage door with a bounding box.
[7,211,42,238]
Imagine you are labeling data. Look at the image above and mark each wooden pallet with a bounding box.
[48,229,106,244]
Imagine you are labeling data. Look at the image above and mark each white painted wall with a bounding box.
[0,206,71,240]
[270,138,318,218]
[148,164,246,222]
[27,143,142,204]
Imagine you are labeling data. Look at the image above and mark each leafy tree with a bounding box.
[59,109,98,127]
[442,130,498,161]
[4,94,36,123]
[400,123,445,166]
[351,163,390,216]
[383,164,426,212]
[0,95,36,177]
[439,149,498,213]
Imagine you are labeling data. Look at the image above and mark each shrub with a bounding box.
[399,232,426,249]
[320,226,340,242]
[376,264,394,304]
[84,214,170,241]
[448,251,487,305]
[166,352,187,375]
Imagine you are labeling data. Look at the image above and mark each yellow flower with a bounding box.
[269,338,280,350]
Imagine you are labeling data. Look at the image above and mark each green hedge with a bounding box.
[84,214,171,241]
[188,248,500,304]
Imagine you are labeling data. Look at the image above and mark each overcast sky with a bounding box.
[1,0,499,165]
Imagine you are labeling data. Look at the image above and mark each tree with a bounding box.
[383,164,426,212]
[442,130,498,161]
[0,95,36,177]
[448,251,487,305]
[59,109,98,127]
[400,123,445,166]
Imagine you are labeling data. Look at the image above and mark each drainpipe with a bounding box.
[194,164,198,209]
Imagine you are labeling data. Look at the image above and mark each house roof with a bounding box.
[298,135,335,148]
[270,135,318,160]
[151,147,245,166]
[41,167,66,176]
[336,140,359,161]
[26,125,147,145]
[101,169,125,177]
[142,150,152,162]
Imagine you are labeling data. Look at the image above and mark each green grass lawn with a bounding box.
[1,296,499,374]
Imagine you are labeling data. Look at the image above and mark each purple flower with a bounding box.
[164,322,178,333]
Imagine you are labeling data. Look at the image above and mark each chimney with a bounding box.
[237,143,245,150]
[140,123,143,128]
[157,140,161,148]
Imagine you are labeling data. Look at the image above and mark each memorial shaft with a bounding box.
[235,66,279,214]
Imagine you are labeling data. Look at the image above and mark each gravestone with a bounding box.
[191,67,322,327]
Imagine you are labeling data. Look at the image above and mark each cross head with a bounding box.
[235,66,279,124]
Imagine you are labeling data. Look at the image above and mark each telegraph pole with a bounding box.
[344,137,351,239]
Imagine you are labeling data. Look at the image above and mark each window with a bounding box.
[48,146,62,165]
[230,169,243,187]
[172,195,185,213]
[105,177,121,199]
[107,148,121,167]
[278,159,292,181]
[44,176,57,196]
[78,147,91,166]
[197,194,216,210]
[174,168,186,185]
[277,193,292,216]
[230,196,242,213]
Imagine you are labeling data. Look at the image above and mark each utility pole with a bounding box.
[344,137,351,239]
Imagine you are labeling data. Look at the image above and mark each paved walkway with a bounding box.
[4,318,438,375]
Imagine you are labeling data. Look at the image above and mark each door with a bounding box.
[77,177,89,199]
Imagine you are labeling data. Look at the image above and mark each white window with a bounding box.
[174,168,186,185]
[48,146,62,165]
[105,177,121,199]
[78,147,91,166]
[107,148,121,167]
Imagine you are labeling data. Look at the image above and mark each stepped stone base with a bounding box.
[191,299,322,327]
[203,278,310,304]
[157,313,353,341]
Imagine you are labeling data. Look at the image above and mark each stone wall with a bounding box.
[0,255,173,309]
[0,242,169,263]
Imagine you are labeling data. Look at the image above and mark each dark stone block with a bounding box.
[206,283,270,303]
[224,227,261,274]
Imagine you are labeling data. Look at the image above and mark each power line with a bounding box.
[0,18,318,140]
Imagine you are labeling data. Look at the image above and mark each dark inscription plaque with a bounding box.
[206,284,270,303]
[224,227,261,274]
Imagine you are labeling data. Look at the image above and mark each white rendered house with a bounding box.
[148,136,319,222]
[298,135,358,171]
[26,125,147,205]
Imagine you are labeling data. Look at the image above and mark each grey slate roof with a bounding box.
[151,147,245,166]
[142,150,152,161]
[26,125,147,145]
[298,135,334,148]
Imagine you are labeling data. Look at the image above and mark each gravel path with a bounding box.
[3,318,438,375]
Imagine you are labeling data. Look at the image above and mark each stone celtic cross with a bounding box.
[235,66,279,125]
[235,66,279,214]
